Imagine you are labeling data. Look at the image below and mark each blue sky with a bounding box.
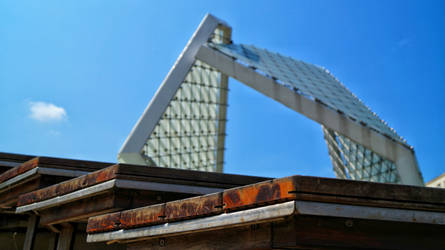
[0,1,444,182]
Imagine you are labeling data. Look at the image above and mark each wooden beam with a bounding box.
[127,224,271,250]
[87,201,294,243]
[124,214,445,250]
[47,232,58,250]
[39,192,119,226]
[17,165,119,207]
[56,224,74,250]
[273,215,445,249]
[16,180,116,213]
[23,215,39,250]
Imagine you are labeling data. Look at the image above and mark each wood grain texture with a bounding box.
[0,157,39,183]
[87,175,445,235]
[17,165,119,206]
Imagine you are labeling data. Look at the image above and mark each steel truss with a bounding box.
[118,14,424,186]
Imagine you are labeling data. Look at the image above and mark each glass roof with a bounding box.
[211,43,406,145]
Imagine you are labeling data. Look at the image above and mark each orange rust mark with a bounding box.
[87,212,121,233]
[223,177,296,211]
[165,193,223,221]
[0,157,40,183]
[119,203,166,229]
[17,164,117,206]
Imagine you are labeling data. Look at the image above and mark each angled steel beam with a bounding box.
[118,14,230,165]
[196,45,423,186]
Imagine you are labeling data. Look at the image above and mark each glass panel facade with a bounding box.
[211,43,405,144]
[210,42,404,183]
[142,59,227,171]
[323,126,400,183]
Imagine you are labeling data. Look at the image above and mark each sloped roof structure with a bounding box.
[118,14,424,186]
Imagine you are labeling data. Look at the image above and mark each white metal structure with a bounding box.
[118,14,424,186]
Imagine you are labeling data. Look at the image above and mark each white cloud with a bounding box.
[29,101,67,122]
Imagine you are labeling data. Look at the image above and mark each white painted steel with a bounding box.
[86,201,295,243]
[118,14,227,166]
[196,45,423,186]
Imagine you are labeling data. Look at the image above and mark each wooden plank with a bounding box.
[87,202,294,243]
[26,156,112,172]
[87,193,222,234]
[0,157,39,183]
[273,215,445,250]
[114,164,269,187]
[17,165,119,206]
[0,177,41,208]
[119,203,166,229]
[0,152,35,165]
[56,224,74,250]
[16,180,116,213]
[23,214,39,250]
[86,190,194,234]
[294,192,445,212]
[223,177,296,212]
[127,224,272,250]
[0,154,111,184]
[291,175,445,205]
[39,192,119,225]
[164,192,223,222]
[87,211,122,234]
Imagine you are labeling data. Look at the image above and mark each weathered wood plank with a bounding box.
[87,193,221,234]
[18,163,267,208]
[87,175,445,235]
[126,214,445,250]
[0,157,39,183]
[164,192,223,222]
[119,203,166,229]
[17,165,119,206]
[291,175,445,205]
[0,177,41,208]
[39,192,118,225]
[273,215,445,250]
[23,215,39,250]
[223,177,296,212]
[87,211,122,234]
[114,164,269,187]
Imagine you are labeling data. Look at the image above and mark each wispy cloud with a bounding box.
[29,101,67,122]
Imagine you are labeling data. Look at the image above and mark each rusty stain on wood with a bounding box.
[119,203,166,229]
[165,192,223,221]
[223,177,296,211]
[17,165,119,206]
[0,178,41,208]
[0,157,40,183]
[87,211,122,233]
[82,175,445,235]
